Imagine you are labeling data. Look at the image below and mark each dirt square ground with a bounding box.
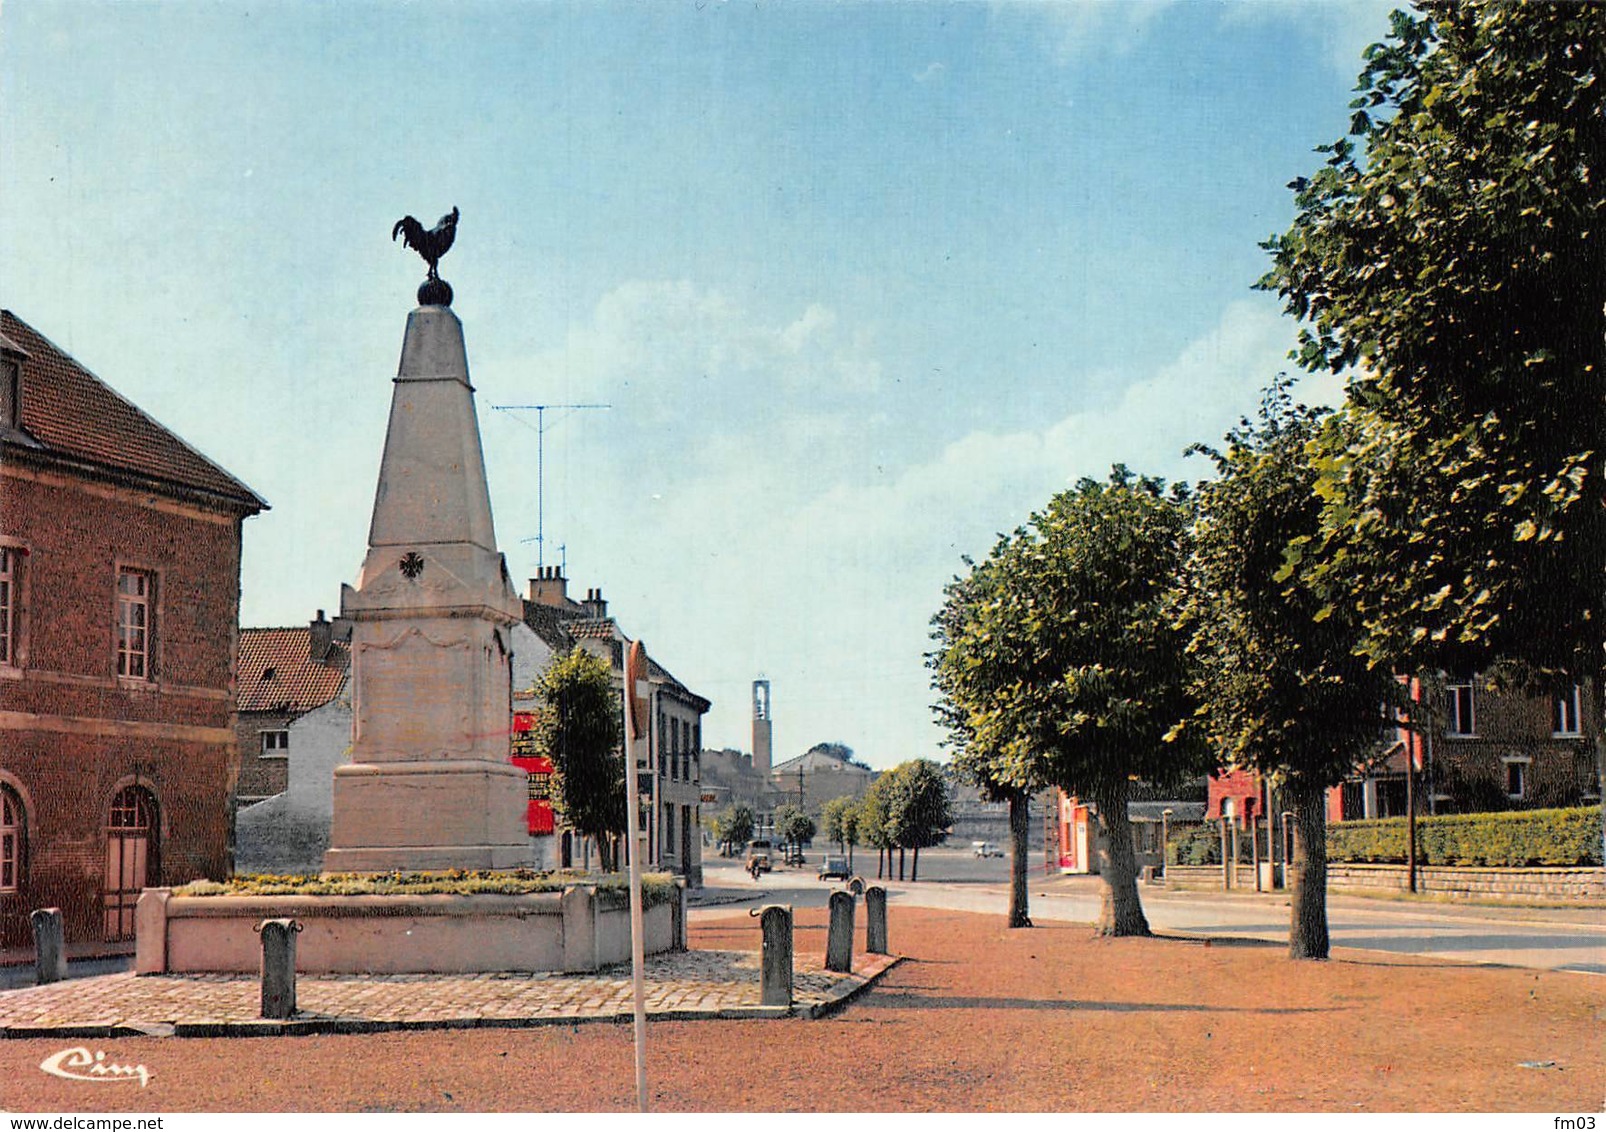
[0,905,1599,1112]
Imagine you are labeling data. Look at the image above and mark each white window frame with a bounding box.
[1553,686,1582,737]
[116,567,155,680]
[0,546,18,669]
[1502,756,1531,800]
[260,730,290,757]
[1446,680,1476,737]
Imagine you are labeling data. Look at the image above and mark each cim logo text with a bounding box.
[38,1047,150,1088]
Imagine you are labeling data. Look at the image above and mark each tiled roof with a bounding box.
[1,310,266,513]
[238,628,348,714]
[519,599,711,712]
[568,619,617,640]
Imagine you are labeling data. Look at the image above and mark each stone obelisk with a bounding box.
[324,214,531,871]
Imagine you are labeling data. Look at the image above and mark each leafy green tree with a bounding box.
[820,795,861,868]
[856,776,896,880]
[710,803,755,856]
[773,803,816,860]
[880,759,952,882]
[534,648,625,872]
[1177,383,1400,959]
[932,557,1045,927]
[932,468,1211,934]
[1261,3,1606,795]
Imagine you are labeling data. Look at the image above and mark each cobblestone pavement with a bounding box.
[0,948,899,1037]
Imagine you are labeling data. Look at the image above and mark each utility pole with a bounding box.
[492,403,610,567]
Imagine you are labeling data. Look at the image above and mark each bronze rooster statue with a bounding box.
[392,206,459,280]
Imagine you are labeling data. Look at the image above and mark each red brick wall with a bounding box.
[0,468,243,947]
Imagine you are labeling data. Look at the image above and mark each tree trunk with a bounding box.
[911,847,919,882]
[1007,789,1032,928]
[1091,779,1149,937]
[877,848,884,879]
[898,846,906,881]
[1288,777,1330,960]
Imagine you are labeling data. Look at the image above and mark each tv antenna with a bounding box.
[492,402,610,567]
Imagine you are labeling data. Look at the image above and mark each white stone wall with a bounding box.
[235,685,353,875]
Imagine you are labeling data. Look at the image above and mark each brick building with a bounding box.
[0,311,265,948]
[234,615,349,806]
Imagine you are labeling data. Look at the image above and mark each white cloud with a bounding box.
[1222,0,1395,77]
[1020,0,1177,64]
[496,285,1303,766]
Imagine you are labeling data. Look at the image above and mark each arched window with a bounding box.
[0,787,23,895]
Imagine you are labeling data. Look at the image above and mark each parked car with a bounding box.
[745,839,773,878]
[972,841,1004,858]
[818,854,851,881]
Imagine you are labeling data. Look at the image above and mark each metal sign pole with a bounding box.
[622,641,650,1113]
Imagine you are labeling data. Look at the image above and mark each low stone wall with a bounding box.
[1326,863,1603,904]
[1164,862,1602,904]
[135,884,684,975]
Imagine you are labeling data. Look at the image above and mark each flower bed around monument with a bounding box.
[139,872,686,976]
[175,869,681,908]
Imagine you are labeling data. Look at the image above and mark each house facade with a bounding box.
[0,311,265,947]
[1330,675,1600,821]
[522,570,711,884]
[233,614,349,806]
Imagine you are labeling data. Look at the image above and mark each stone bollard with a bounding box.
[865,885,888,955]
[30,908,67,985]
[826,889,855,973]
[757,904,793,1007]
[256,918,302,1020]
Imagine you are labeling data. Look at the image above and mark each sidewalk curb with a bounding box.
[0,954,904,1038]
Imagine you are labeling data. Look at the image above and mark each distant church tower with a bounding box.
[752,678,772,776]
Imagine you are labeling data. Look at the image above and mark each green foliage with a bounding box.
[1166,824,1223,867]
[1326,807,1602,867]
[1260,2,1606,680]
[880,759,953,850]
[773,803,817,848]
[855,777,895,851]
[534,648,626,863]
[820,795,861,850]
[710,803,755,849]
[929,467,1212,803]
[179,870,682,907]
[1177,381,1399,791]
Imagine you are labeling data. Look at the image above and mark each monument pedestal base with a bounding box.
[324,759,532,873]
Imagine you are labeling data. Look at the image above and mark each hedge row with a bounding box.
[1167,806,1602,868]
[1326,806,1601,867]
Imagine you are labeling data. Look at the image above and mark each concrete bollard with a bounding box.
[30,908,67,985]
[256,918,302,1020]
[865,885,888,955]
[826,889,855,973]
[758,904,793,1007]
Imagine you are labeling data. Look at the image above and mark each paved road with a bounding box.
[698,850,1606,974]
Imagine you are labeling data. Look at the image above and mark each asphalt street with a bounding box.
[699,846,1606,975]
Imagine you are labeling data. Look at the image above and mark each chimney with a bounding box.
[526,565,569,607]
[309,609,333,662]
[582,587,608,619]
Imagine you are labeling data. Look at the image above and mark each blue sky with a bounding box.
[1,0,1391,768]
